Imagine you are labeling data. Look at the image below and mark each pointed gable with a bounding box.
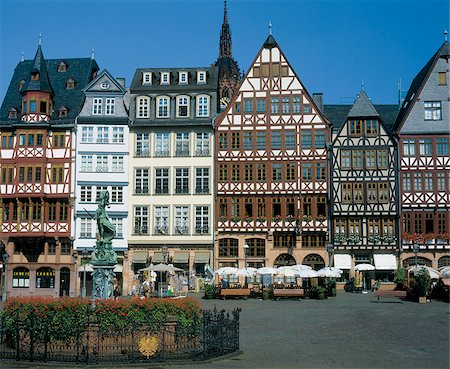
[83,69,126,94]
[22,45,53,95]
[348,90,380,118]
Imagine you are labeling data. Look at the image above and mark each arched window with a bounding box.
[245,238,265,257]
[57,61,67,72]
[218,238,238,257]
[302,254,325,271]
[36,267,55,288]
[402,257,432,268]
[274,253,296,267]
[12,267,30,288]
[438,256,450,268]
[136,96,150,118]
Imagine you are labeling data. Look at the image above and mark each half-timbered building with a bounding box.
[215,34,331,271]
[392,40,450,270]
[326,91,399,284]
[75,70,129,296]
[0,44,99,298]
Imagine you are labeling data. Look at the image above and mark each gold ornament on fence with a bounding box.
[139,335,158,358]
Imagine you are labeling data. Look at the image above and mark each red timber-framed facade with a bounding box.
[214,34,331,272]
[393,40,450,270]
[0,44,99,298]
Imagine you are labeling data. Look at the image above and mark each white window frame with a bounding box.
[80,218,93,238]
[197,71,206,84]
[157,96,170,118]
[155,168,169,194]
[135,168,149,194]
[195,167,209,194]
[195,132,210,156]
[111,156,124,172]
[195,206,209,234]
[137,96,150,118]
[80,155,93,172]
[96,186,108,201]
[92,98,102,115]
[105,98,115,115]
[81,126,94,143]
[424,101,442,120]
[143,72,152,84]
[154,206,169,234]
[175,133,190,156]
[176,95,189,117]
[175,167,190,194]
[80,185,92,202]
[174,206,189,234]
[97,127,109,143]
[111,218,123,238]
[155,132,170,156]
[161,72,170,85]
[197,95,209,117]
[112,127,124,143]
[96,155,108,172]
[134,206,149,234]
[179,71,188,84]
[111,186,123,203]
[136,133,150,156]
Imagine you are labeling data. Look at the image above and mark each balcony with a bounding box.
[96,138,109,144]
[155,150,170,157]
[195,149,210,157]
[175,226,189,235]
[195,226,210,235]
[135,149,150,157]
[95,166,108,173]
[175,188,189,195]
[154,226,169,235]
[175,150,190,157]
[135,187,149,195]
[195,187,209,195]
[155,187,169,195]
[134,226,148,235]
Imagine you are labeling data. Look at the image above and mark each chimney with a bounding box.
[312,93,323,113]
[116,78,126,88]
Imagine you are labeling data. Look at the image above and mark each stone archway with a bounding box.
[273,253,296,267]
[302,254,325,271]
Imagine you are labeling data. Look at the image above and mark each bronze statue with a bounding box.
[96,191,116,243]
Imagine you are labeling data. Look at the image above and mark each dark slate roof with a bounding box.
[22,45,53,95]
[263,34,278,49]
[324,103,399,133]
[0,53,99,127]
[347,90,380,118]
[130,67,218,93]
[392,41,449,134]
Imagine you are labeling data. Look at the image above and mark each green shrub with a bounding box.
[414,268,431,297]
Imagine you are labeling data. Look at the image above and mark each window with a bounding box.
[271,97,279,114]
[317,196,326,217]
[419,138,432,156]
[437,172,446,191]
[1,165,14,184]
[403,139,415,156]
[174,206,189,234]
[256,99,265,112]
[316,163,326,180]
[437,138,449,155]
[438,72,446,85]
[353,183,363,203]
[271,131,282,149]
[111,218,123,238]
[257,198,266,217]
[36,267,56,289]
[135,168,149,194]
[51,165,64,183]
[219,198,228,218]
[244,131,253,150]
[179,71,188,84]
[137,96,150,118]
[218,238,238,257]
[136,133,150,156]
[302,196,312,216]
[96,155,108,172]
[378,182,389,203]
[195,206,209,234]
[155,168,169,194]
[93,98,102,115]
[197,71,206,83]
[58,106,68,117]
[413,173,422,191]
[157,96,170,118]
[112,127,124,143]
[377,150,388,168]
[97,127,109,143]
[175,168,189,194]
[349,120,362,136]
[27,134,35,146]
[81,155,93,172]
[143,72,152,84]
[244,164,253,181]
[302,163,312,181]
[424,101,441,120]
[256,131,266,149]
[57,62,67,72]
[257,163,266,181]
[272,163,282,181]
[111,186,123,203]
[286,163,296,181]
[155,133,170,156]
[292,96,301,113]
[352,150,363,169]
[29,100,37,112]
[177,96,189,117]
[274,232,296,248]
[95,186,108,201]
[1,133,14,148]
[253,67,260,77]
[285,130,296,149]
[53,133,65,148]
[111,156,124,172]
[80,218,93,238]
[81,127,94,143]
[341,151,351,169]
[219,132,228,150]
[234,102,241,113]
[175,133,190,156]
[154,206,169,234]
[367,183,377,203]
[219,164,228,181]
[80,186,92,202]
[424,173,433,191]
[301,131,312,149]
[348,219,361,237]
[195,168,209,194]
[197,95,209,117]
[365,120,378,136]
[161,72,170,84]
[231,164,240,181]
[402,173,412,192]
[13,267,30,288]
[18,134,25,146]
[243,99,253,113]
[315,130,325,149]
[282,97,290,113]
[342,183,352,203]
[366,150,377,169]
[134,206,149,234]
[231,132,240,149]
[195,133,210,156]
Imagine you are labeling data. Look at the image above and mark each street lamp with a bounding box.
[412,243,419,267]
[81,249,89,298]
[1,242,9,302]
[327,243,333,268]
[162,244,168,264]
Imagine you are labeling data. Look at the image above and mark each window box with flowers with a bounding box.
[218,217,227,223]
[334,234,348,244]
[316,215,326,222]
[244,217,254,223]
[302,215,313,222]
[256,216,266,223]
[230,216,241,223]
[382,234,397,244]
[285,215,296,223]
[271,215,282,223]
[437,233,450,243]
[347,234,361,244]
[368,234,381,244]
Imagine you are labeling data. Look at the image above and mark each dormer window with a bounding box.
[8,108,17,119]
[58,106,68,117]
[143,72,152,84]
[66,78,75,90]
[179,72,188,84]
[57,62,67,72]
[31,72,40,81]
[18,80,25,91]
[197,71,206,84]
[161,72,170,85]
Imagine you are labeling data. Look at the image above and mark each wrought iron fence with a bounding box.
[0,307,240,364]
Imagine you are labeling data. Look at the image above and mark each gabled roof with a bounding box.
[392,40,449,134]
[83,69,127,94]
[21,45,53,95]
[0,49,99,127]
[347,90,379,118]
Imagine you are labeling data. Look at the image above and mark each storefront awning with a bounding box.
[194,252,210,263]
[374,254,397,270]
[152,252,165,263]
[132,251,148,264]
[334,254,352,270]
[173,252,189,263]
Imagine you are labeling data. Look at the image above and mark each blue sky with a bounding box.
[0,0,448,104]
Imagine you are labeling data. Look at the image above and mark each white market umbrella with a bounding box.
[291,264,312,272]
[439,267,450,277]
[236,268,256,277]
[215,267,239,276]
[354,263,375,271]
[296,269,318,278]
[140,263,183,273]
[408,265,443,280]
[317,267,341,278]
[256,267,278,275]
[276,268,296,277]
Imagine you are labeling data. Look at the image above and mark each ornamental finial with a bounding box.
[445,29,448,42]
[269,21,272,35]
[38,33,42,46]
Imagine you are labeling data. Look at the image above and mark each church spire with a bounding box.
[219,0,232,58]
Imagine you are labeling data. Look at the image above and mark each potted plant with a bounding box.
[394,267,406,290]
[414,268,431,304]
[204,284,214,300]
[262,287,272,300]
[314,286,326,300]
[329,278,337,297]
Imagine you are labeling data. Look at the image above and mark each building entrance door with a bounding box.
[59,267,70,297]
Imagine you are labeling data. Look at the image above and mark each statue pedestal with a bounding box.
[92,264,115,299]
